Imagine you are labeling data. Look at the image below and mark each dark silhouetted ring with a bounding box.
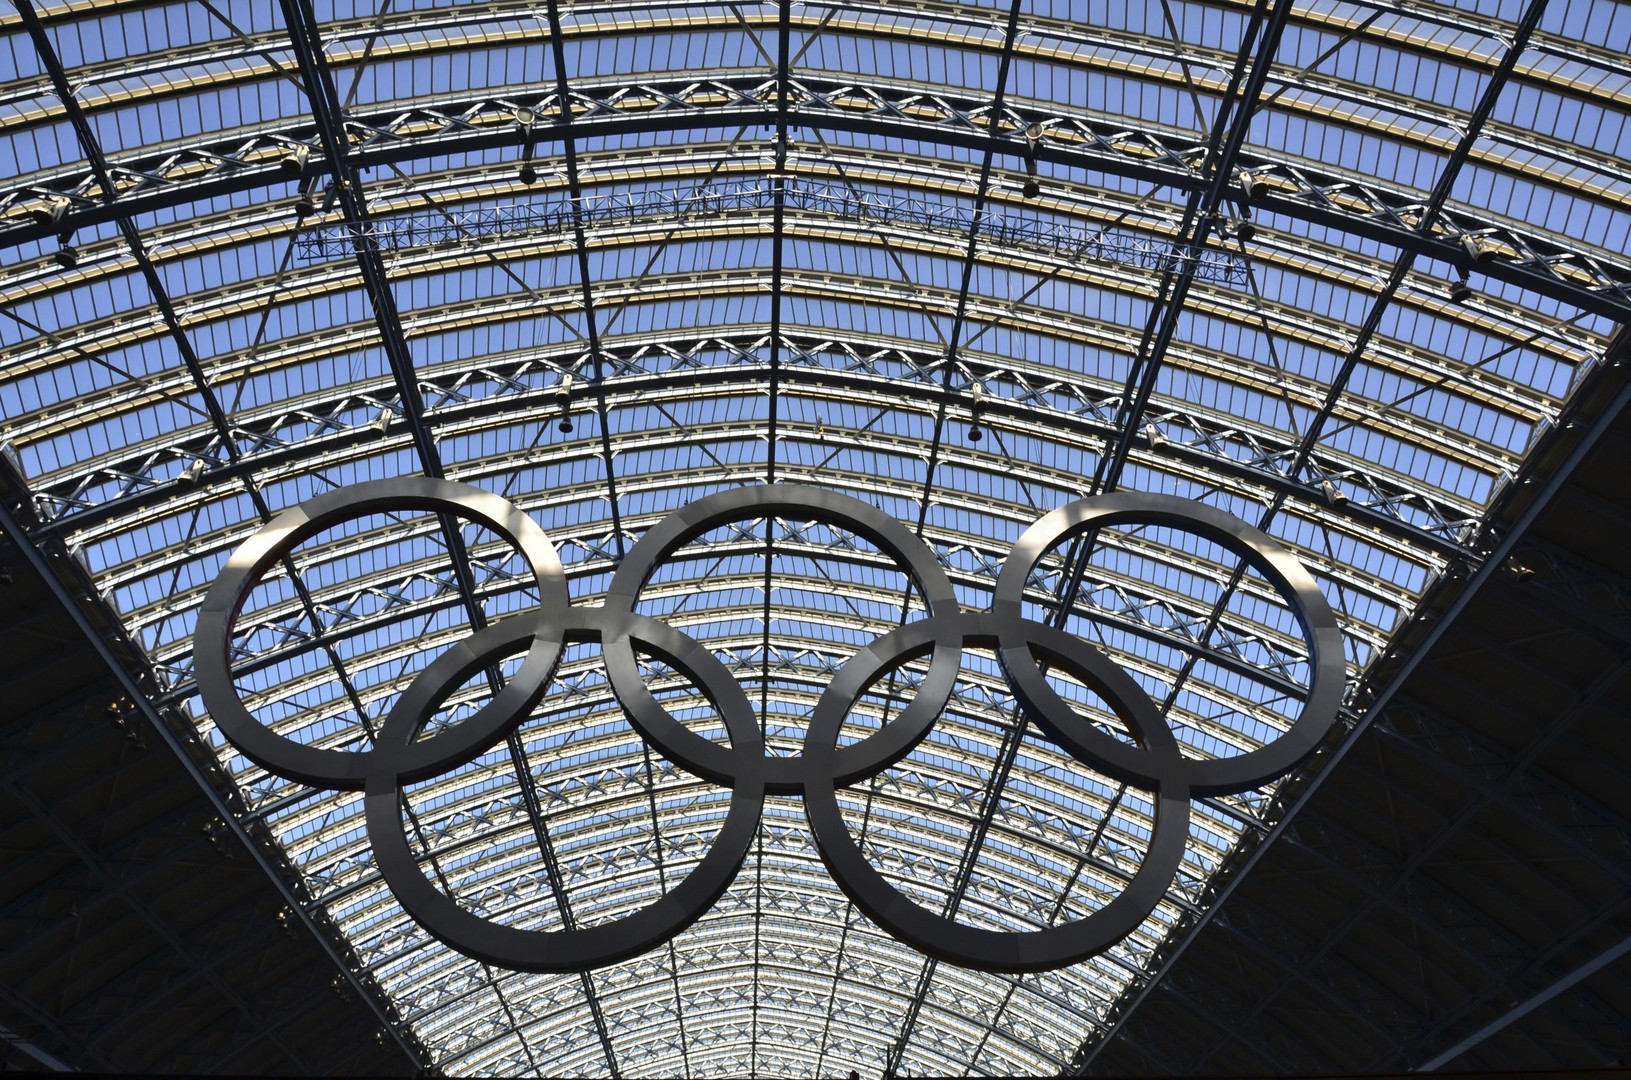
[366,607,763,972]
[194,477,569,791]
[601,484,965,794]
[194,481,1344,974]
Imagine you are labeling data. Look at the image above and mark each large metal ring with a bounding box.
[194,477,569,790]
[366,607,763,971]
[194,482,1344,974]
[602,484,965,794]
[993,492,1345,796]
[801,611,1191,972]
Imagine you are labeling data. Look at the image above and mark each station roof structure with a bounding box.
[1,0,1628,1076]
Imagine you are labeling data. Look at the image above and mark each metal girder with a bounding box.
[1227,801,1523,1022]
[15,157,1586,412]
[1089,948,1303,1073]
[1376,701,1631,888]
[41,361,1446,668]
[2,3,1622,1072]
[0,985,119,1073]
[2,777,318,1069]
[537,0,628,568]
[1096,0,1298,496]
[1071,6,1557,1067]
[1506,536,1631,646]
[6,0,1618,144]
[15,322,1499,568]
[1278,778,1630,1073]
[274,2,620,1070]
[9,13,419,1047]
[749,9,797,1066]
[1041,16,1308,1011]
[1074,335,1631,1074]
[2,770,235,945]
[138,527,1334,701]
[0,1019,71,1072]
[3,6,433,1071]
[0,228,1575,447]
[860,5,1096,1063]
[286,179,1248,283]
[1416,920,1631,1072]
[6,74,1629,320]
[12,3,516,1070]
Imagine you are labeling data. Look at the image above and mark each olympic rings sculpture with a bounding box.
[195,479,1343,974]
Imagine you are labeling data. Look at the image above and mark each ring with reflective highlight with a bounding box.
[194,479,1345,973]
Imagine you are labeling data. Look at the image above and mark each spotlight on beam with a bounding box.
[281,143,312,176]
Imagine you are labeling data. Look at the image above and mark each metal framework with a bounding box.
[1,0,1627,1075]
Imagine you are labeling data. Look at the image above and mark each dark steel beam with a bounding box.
[1418,926,1631,1071]
[0,483,433,1069]
[750,6,796,1072]
[1376,702,1631,889]
[10,0,397,906]
[9,80,1624,321]
[0,1020,71,1072]
[878,2,1033,1067]
[538,0,628,567]
[7,732,297,1071]
[1073,7,1558,1067]
[1095,0,1296,495]
[0,986,119,1073]
[276,3,619,1069]
[4,7,430,1070]
[1071,320,1631,1072]
[1505,537,1631,646]
[27,347,1475,571]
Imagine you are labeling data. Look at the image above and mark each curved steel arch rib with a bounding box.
[5,75,1629,319]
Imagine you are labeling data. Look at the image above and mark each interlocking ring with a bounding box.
[195,479,1343,973]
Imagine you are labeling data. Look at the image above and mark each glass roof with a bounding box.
[1,0,1626,1074]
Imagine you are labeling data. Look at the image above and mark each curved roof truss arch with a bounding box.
[1,0,1628,1074]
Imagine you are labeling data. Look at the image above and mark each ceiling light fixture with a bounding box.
[555,374,575,433]
[30,196,69,230]
[1020,122,1044,199]
[281,143,311,176]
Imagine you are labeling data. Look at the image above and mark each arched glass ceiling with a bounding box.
[0,0,1626,1075]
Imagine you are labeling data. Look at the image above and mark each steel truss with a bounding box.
[8,321,1495,604]
[2,0,1627,1074]
[6,72,1629,320]
[289,178,1252,284]
[10,270,1544,548]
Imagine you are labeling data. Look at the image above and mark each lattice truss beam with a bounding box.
[2,5,1629,316]
[1,0,1626,1076]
